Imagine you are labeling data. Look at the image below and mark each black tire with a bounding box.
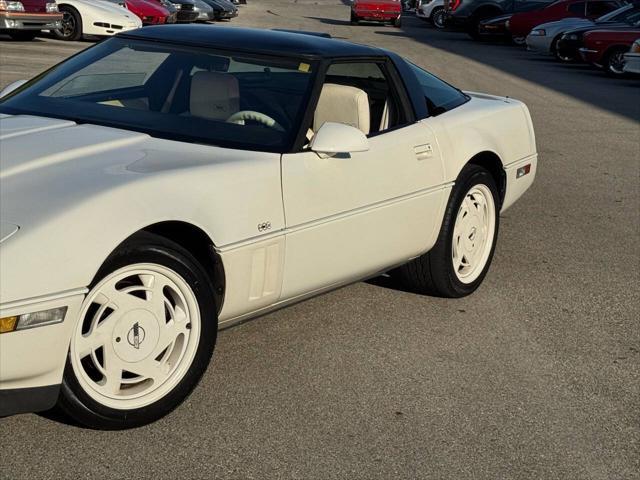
[53,5,82,41]
[393,16,402,27]
[8,31,38,41]
[57,232,218,430]
[350,10,359,24]
[603,46,628,77]
[430,7,445,29]
[397,164,500,297]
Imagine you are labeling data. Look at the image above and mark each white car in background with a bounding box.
[623,38,640,73]
[52,0,141,41]
[415,0,445,28]
[526,3,637,56]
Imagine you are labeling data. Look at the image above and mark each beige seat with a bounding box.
[313,83,370,135]
[189,71,240,121]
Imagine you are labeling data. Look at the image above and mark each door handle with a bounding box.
[414,143,434,160]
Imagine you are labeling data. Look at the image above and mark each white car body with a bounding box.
[416,0,443,20]
[0,28,537,422]
[0,96,536,390]
[56,0,141,36]
[623,39,640,73]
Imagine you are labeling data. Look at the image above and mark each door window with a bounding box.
[568,2,586,14]
[314,61,409,136]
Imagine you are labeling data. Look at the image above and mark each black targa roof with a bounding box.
[117,25,387,59]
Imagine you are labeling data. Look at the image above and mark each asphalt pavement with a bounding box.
[0,2,639,478]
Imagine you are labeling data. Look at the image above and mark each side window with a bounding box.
[568,2,586,14]
[407,62,468,116]
[586,1,617,16]
[313,61,408,136]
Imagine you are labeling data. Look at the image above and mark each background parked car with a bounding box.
[579,27,640,73]
[162,0,198,22]
[200,0,236,20]
[53,0,141,41]
[122,0,170,24]
[526,3,640,56]
[416,0,445,28]
[555,12,640,60]
[622,37,640,71]
[507,0,625,44]
[350,0,402,27]
[0,0,61,40]
[193,0,213,20]
[444,0,556,39]
[477,13,513,40]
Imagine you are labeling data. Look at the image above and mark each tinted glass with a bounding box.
[0,38,317,152]
[407,62,468,116]
[568,2,586,14]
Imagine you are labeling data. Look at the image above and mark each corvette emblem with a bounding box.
[127,322,146,349]
[258,221,272,232]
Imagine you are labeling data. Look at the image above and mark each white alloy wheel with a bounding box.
[70,263,201,410]
[451,184,496,284]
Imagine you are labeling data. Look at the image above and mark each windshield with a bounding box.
[0,38,318,152]
[597,4,640,23]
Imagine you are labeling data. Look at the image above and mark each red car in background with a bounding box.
[508,0,624,43]
[350,0,402,27]
[1,0,62,40]
[123,0,170,24]
[579,27,640,74]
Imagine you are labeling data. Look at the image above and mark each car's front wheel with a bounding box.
[53,6,82,41]
[397,164,499,297]
[350,11,359,24]
[603,47,628,76]
[57,232,218,429]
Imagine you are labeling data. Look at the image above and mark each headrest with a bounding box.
[313,83,370,135]
[190,71,239,121]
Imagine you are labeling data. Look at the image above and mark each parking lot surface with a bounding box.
[1,1,639,479]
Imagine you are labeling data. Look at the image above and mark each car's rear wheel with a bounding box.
[393,15,402,27]
[604,47,628,76]
[350,11,359,24]
[430,7,445,29]
[57,232,217,429]
[53,5,82,41]
[8,31,38,41]
[511,36,526,46]
[397,164,499,297]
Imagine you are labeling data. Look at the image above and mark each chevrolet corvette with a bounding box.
[0,26,537,429]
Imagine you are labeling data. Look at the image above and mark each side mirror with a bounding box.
[310,122,369,156]
[0,79,28,99]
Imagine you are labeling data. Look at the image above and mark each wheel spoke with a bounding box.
[100,348,124,395]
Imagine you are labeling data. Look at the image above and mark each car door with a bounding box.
[279,59,448,300]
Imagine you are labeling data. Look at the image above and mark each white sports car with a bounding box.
[0,26,537,429]
[52,0,142,41]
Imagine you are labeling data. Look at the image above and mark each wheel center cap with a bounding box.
[112,309,160,363]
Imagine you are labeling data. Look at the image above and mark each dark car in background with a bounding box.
[555,9,640,60]
[159,0,198,22]
[507,0,624,42]
[580,26,640,73]
[444,0,556,38]
[200,0,237,19]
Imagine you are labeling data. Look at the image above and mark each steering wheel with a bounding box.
[226,111,285,132]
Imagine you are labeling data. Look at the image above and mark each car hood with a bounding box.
[0,114,283,301]
[564,22,636,35]
[534,17,592,32]
[70,0,140,20]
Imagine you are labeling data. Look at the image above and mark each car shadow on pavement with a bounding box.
[304,16,352,26]
[365,272,417,294]
[374,17,640,122]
